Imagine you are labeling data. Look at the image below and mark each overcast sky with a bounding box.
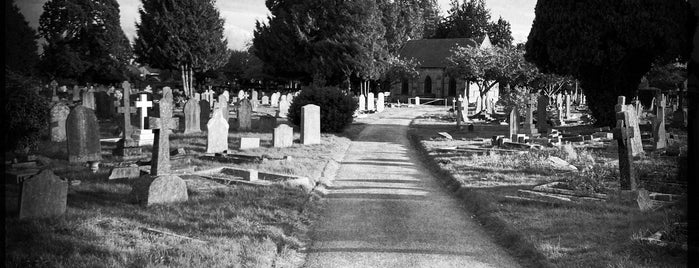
[16,0,536,51]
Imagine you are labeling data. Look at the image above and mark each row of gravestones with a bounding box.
[357,92,387,112]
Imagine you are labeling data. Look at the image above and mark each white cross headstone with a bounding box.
[132,94,154,146]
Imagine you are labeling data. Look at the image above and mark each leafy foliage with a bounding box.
[383,57,420,87]
[39,0,132,84]
[645,62,687,91]
[3,69,50,152]
[488,17,513,48]
[287,87,358,133]
[525,0,692,126]
[5,0,40,76]
[432,0,512,47]
[379,0,440,55]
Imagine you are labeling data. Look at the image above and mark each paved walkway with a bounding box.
[303,107,520,268]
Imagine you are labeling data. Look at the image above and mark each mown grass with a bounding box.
[409,113,688,268]
[5,105,368,268]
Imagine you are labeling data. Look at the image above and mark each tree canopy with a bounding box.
[6,0,40,76]
[525,0,692,126]
[135,0,229,95]
[431,0,513,47]
[39,0,132,84]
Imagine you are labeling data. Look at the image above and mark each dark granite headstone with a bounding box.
[66,105,101,163]
[94,91,112,119]
[199,100,211,131]
[19,169,68,219]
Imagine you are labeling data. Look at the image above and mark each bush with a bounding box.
[287,86,358,133]
[3,70,50,152]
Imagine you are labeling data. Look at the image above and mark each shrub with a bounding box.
[287,86,358,133]
[3,70,50,152]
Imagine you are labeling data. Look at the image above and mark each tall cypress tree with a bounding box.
[5,0,40,76]
[134,0,229,96]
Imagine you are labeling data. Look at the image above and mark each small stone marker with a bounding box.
[236,137,260,150]
[148,87,179,176]
[367,92,375,111]
[509,108,519,140]
[66,105,101,163]
[251,90,258,101]
[536,93,550,133]
[415,96,420,105]
[261,95,270,105]
[301,104,321,145]
[184,97,202,134]
[614,96,638,190]
[376,92,385,112]
[133,94,154,146]
[358,94,366,111]
[237,99,252,131]
[273,124,294,148]
[652,94,667,150]
[199,99,211,131]
[19,169,68,219]
[132,175,188,206]
[109,166,141,180]
[206,104,229,153]
[50,103,71,142]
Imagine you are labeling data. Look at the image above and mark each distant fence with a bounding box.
[408,97,448,106]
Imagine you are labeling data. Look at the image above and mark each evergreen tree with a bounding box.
[5,0,40,76]
[135,0,229,96]
[433,0,491,39]
[488,17,513,48]
[39,0,132,84]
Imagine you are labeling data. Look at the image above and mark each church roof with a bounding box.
[398,38,479,68]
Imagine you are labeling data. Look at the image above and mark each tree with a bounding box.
[220,49,265,88]
[39,0,132,84]
[135,0,229,96]
[525,0,692,126]
[488,17,513,48]
[6,0,40,76]
[383,56,420,88]
[253,0,387,87]
[434,0,491,39]
[645,61,687,92]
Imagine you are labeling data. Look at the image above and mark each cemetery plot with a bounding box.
[410,110,687,268]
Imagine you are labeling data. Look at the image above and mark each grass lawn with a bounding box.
[5,105,368,267]
[409,110,688,268]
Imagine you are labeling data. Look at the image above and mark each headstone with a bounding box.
[220,90,230,104]
[132,94,154,146]
[301,104,321,145]
[199,100,211,131]
[258,115,277,131]
[564,94,571,119]
[277,96,290,118]
[206,104,229,153]
[271,92,280,107]
[50,80,59,101]
[82,88,96,110]
[132,175,188,206]
[251,90,258,101]
[618,101,644,157]
[94,91,114,119]
[261,95,270,105]
[218,95,229,121]
[19,169,68,219]
[72,86,81,101]
[520,94,538,136]
[415,96,420,105]
[184,98,202,134]
[286,93,294,104]
[536,94,550,133]
[236,137,260,150]
[652,94,667,149]
[237,90,245,100]
[203,89,215,108]
[66,105,101,163]
[367,92,375,111]
[273,124,294,148]
[509,108,519,140]
[237,99,252,131]
[614,96,638,190]
[358,95,366,111]
[148,87,179,176]
[50,103,70,142]
[115,81,142,159]
[376,92,385,112]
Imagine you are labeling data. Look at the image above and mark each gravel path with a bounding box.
[303,107,520,268]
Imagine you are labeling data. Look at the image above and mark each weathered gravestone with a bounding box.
[50,103,71,142]
[132,94,154,146]
[564,94,571,119]
[206,104,229,153]
[455,99,465,129]
[616,98,644,157]
[273,124,294,148]
[94,90,114,119]
[237,99,252,131]
[148,87,179,176]
[520,94,538,136]
[236,137,260,150]
[219,95,229,122]
[278,96,290,118]
[251,90,258,101]
[72,85,82,102]
[50,80,59,101]
[66,105,101,163]
[376,92,385,112]
[271,92,280,107]
[220,90,230,104]
[19,169,68,219]
[237,90,245,100]
[652,94,667,150]
[536,93,550,133]
[367,92,375,111]
[82,88,96,110]
[301,104,321,145]
[509,108,519,140]
[261,95,270,105]
[614,96,638,190]
[358,94,366,111]
[258,115,277,131]
[184,98,202,134]
[131,174,188,206]
[114,81,142,159]
[199,99,211,131]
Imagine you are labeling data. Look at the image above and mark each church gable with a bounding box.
[398,38,478,68]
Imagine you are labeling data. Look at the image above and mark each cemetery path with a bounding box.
[303,107,520,268]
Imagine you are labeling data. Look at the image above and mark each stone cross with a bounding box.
[148,87,179,176]
[613,96,638,190]
[520,94,538,136]
[117,81,137,141]
[50,80,59,101]
[616,97,644,157]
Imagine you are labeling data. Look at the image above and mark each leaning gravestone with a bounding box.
[148,87,179,176]
[617,98,643,157]
[273,124,294,148]
[237,99,252,131]
[19,169,68,219]
[199,99,211,131]
[82,88,96,110]
[66,105,101,163]
[184,98,201,134]
[614,96,638,190]
[301,104,321,145]
[367,92,375,111]
[206,104,229,153]
[50,103,71,142]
